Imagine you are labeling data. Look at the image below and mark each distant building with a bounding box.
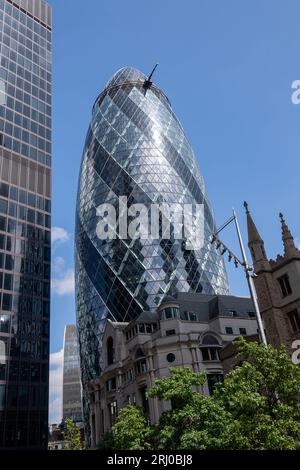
[48,423,63,451]
[62,325,83,424]
[88,293,258,447]
[245,204,300,353]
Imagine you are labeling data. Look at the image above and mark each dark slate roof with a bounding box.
[211,295,255,319]
[172,292,255,321]
[159,294,178,305]
[134,311,159,323]
[125,293,255,328]
[174,292,212,321]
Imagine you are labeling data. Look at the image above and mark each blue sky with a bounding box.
[48,0,300,422]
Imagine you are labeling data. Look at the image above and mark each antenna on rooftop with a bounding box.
[143,63,159,94]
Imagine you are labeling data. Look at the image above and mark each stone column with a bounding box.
[89,389,96,448]
[147,353,159,423]
[94,385,101,447]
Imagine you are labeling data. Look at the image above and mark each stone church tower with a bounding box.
[244,202,300,353]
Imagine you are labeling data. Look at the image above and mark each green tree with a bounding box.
[111,405,151,450]
[213,337,300,449]
[98,430,116,450]
[63,419,84,450]
[148,367,229,449]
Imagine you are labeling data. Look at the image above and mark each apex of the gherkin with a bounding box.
[106,66,147,89]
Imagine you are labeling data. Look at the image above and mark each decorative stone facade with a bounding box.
[88,292,258,447]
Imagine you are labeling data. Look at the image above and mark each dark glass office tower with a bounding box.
[0,0,51,449]
[62,325,83,424]
[75,67,229,436]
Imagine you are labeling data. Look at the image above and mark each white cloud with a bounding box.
[52,269,75,296]
[52,227,70,246]
[49,349,63,425]
[52,256,66,276]
[50,349,64,368]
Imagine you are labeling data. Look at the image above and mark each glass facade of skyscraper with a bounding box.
[62,325,83,424]
[75,67,228,435]
[0,0,51,449]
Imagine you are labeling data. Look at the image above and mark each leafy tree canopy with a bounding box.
[63,419,84,450]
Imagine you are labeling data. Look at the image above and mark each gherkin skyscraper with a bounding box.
[75,67,229,429]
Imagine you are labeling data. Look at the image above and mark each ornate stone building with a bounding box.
[245,203,300,353]
[88,292,258,447]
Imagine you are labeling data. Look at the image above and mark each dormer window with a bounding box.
[165,308,173,319]
[228,310,238,317]
[278,274,292,298]
[182,311,198,321]
[189,311,197,321]
[161,307,179,320]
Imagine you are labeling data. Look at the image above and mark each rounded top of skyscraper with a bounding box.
[93,66,171,111]
[106,66,147,88]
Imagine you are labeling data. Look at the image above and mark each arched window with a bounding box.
[200,334,221,362]
[202,334,220,346]
[107,337,114,365]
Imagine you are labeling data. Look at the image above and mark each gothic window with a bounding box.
[288,310,300,332]
[278,274,292,298]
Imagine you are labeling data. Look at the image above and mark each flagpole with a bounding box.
[232,208,267,345]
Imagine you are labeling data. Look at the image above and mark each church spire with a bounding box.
[279,213,300,258]
[244,201,268,267]
[244,201,263,244]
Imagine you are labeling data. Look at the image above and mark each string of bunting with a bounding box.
[210,233,252,272]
